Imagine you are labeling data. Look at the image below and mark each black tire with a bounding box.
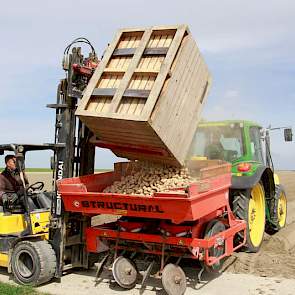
[11,240,56,286]
[201,219,226,273]
[232,183,265,253]
[266,185,287,234]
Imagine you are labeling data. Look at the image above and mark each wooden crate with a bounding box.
[76,25,212,166]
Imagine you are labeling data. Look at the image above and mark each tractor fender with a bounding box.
[231,166,275,192]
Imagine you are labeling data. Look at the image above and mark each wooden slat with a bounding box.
[124,89,150,98]
[109,29,153,113]
[92,88,116,97]
[141,25,187,119]
[76,30,123,113]
[77,109,145,121]
[113,47,169,57]
[144,47,168,55]
[113,48,135,56]
[103,68,125,74]
[92,88,150,99]
[93,132,163,146]
[134,69,159,75]
[104,68,159,75]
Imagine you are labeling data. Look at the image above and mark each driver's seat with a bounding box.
[33,192,52,209]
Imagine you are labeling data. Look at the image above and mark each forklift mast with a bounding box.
[47,39,98,276]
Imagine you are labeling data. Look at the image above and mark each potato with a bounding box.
[102,161,197,196]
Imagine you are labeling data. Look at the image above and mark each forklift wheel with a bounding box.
[11,240,56,286]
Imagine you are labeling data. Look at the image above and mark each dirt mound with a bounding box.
[226,234,295,279]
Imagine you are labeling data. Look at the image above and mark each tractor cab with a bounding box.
[190,120,292,175]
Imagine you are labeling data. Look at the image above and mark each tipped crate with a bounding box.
[76,25,211,166]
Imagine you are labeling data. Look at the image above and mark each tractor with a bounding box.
[189,120,292,252]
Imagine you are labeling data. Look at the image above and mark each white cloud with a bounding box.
[202,89,257,121]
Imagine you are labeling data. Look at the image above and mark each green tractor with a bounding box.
[190,120,292,252]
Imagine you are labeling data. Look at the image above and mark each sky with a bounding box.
[0,0,294,169]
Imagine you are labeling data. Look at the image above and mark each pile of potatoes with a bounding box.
[103,162,196,196]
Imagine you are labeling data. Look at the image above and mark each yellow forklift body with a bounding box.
[0,210,50,268]
[0,253,9,267]
[30,210,50,235]
[0,213,26,234]
[0,211,50,235]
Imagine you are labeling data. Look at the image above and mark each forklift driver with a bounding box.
[0,155,36,210]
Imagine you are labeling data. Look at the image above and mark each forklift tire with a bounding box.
[232,182,266,253]
[11,240,56,286]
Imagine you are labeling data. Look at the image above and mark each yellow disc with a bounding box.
[248,182,265,248]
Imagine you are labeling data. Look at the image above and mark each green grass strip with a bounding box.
[0,281,47,295]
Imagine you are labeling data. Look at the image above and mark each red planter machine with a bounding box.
[58,160,246,294]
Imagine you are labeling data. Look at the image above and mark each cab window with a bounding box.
[249,127,263,162]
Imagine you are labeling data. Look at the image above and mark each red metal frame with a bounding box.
[58,162,247,267]
[58,171,232,224]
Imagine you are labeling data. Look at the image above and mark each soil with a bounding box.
[225,171,295,280]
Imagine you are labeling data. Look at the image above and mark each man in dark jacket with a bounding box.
[0,155,29,207]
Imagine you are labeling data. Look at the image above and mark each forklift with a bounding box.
[0,38,99,285]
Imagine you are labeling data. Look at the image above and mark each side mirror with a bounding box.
[284,128,293,142]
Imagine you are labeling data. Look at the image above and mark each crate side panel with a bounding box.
[150,34,211,165]
[150,34,196,132]
[76,29,123,113]
[169,61,211,162]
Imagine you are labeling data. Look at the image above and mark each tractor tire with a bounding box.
[266,184,287,234]
[232,182,266,253]
[11,239,56,286]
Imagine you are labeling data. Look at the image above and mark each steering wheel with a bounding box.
[26,181,44,196]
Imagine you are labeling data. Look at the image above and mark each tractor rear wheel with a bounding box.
[266,184,287,234]
[233,182,266,252]
[11,240,56,286]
